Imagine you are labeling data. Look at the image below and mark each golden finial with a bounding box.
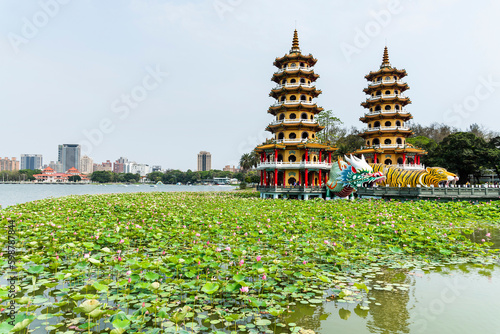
[291,29,300,53]
[381,46,390,67]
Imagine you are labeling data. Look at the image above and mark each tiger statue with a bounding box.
[370,164,459,187]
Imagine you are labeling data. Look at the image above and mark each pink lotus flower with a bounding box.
[486,233,491,237]
[239,259,244,266]
[142,302,145,308]
[225,246,231,251]
[303,260,307,265]
[240,286,249,293]
[119,239,124,244]
[126,270,132,275]
[196,233,200,237]
[216,248,221,252]
[324,240,329,245]
[128,278,131,283]
[84,253,89,259]
[262,274,267,280]
[117,250,121,254]
[256,256,261,262]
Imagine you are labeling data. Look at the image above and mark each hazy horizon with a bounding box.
[1,0,499,171]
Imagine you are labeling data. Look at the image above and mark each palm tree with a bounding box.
[239,152,259,173]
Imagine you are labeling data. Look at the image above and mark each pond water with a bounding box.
[0,184,234,208]
[285,263,500,334]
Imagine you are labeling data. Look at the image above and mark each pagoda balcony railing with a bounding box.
[361,144,406,149]
[368,79,404,86]
[272,100,315,107]
[274,82,315,89]
[275,66,314,74]
[366,94,407,101]
[394,163,425,170]
[366,126,410,132]
[269,118,317,125]
[276,138,309,144]
[256,161,332,170]
[364,109,410,116]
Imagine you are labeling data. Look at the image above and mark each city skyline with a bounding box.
[1,1,500,170]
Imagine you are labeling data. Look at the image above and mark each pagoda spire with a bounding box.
[381,46,391,68]
[290,29,300,53]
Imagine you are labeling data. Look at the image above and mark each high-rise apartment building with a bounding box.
[80,155,94,174]
[58,144,81,171]
[20,154,43,170]
[0,157,20,171]
[197,151,212,171]
[113,157,128,173]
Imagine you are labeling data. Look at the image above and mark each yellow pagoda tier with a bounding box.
[254,30,337,200]
[353,47,427,166]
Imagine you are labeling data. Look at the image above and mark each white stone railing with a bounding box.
[272,100,315,107]
[275,66,314,74]
[368,79,404,86]
[257,161,332,169]
[366,94,407,101]
[273,82,315,89]
[366,126,410,132]
[270,119,317,125]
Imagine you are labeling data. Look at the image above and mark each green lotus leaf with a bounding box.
[27,265,44,274]
[201,282,219,295]
[80,299,100,314]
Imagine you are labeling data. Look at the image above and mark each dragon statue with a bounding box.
[326,155,385,198]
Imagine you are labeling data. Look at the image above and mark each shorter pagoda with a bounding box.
[353,47,426,167]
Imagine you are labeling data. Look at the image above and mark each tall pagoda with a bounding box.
[353,47,426,166]
[254,30,336,199]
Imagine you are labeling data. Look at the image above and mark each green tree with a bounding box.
[19,169,42,181]
[148,171,164,183]
[486,136,500,182]
[433,132,489,184]
[316,110,343,143]
[333,127,365,158]
[90,171,114,183]
[239,153,258,173]
[68,175,81,182]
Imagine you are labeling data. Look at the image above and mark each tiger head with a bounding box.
[426,167,459,186]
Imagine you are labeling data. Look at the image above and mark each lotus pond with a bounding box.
[0,191,499,333]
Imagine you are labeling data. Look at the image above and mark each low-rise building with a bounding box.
[223,165,240,173]
[33,167,90,183]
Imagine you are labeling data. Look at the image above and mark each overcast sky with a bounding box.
[1,0,499,171]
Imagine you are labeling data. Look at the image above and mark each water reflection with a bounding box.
[287,263,500,334]
[366,270,413,334]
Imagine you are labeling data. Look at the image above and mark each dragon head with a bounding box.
[338,155,386,189]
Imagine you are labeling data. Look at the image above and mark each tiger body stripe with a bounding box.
[369,163,457,187]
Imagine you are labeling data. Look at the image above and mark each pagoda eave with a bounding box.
[274,53,318,67]
[266,123,325,132]
[269,87,322,99]
[271,72,320,83]
[365,68,407,81]
[363,83,409,94]
[360,99,411,108]
[268,105,324,116]
[360,114,413,122]
[254,143,286,153]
